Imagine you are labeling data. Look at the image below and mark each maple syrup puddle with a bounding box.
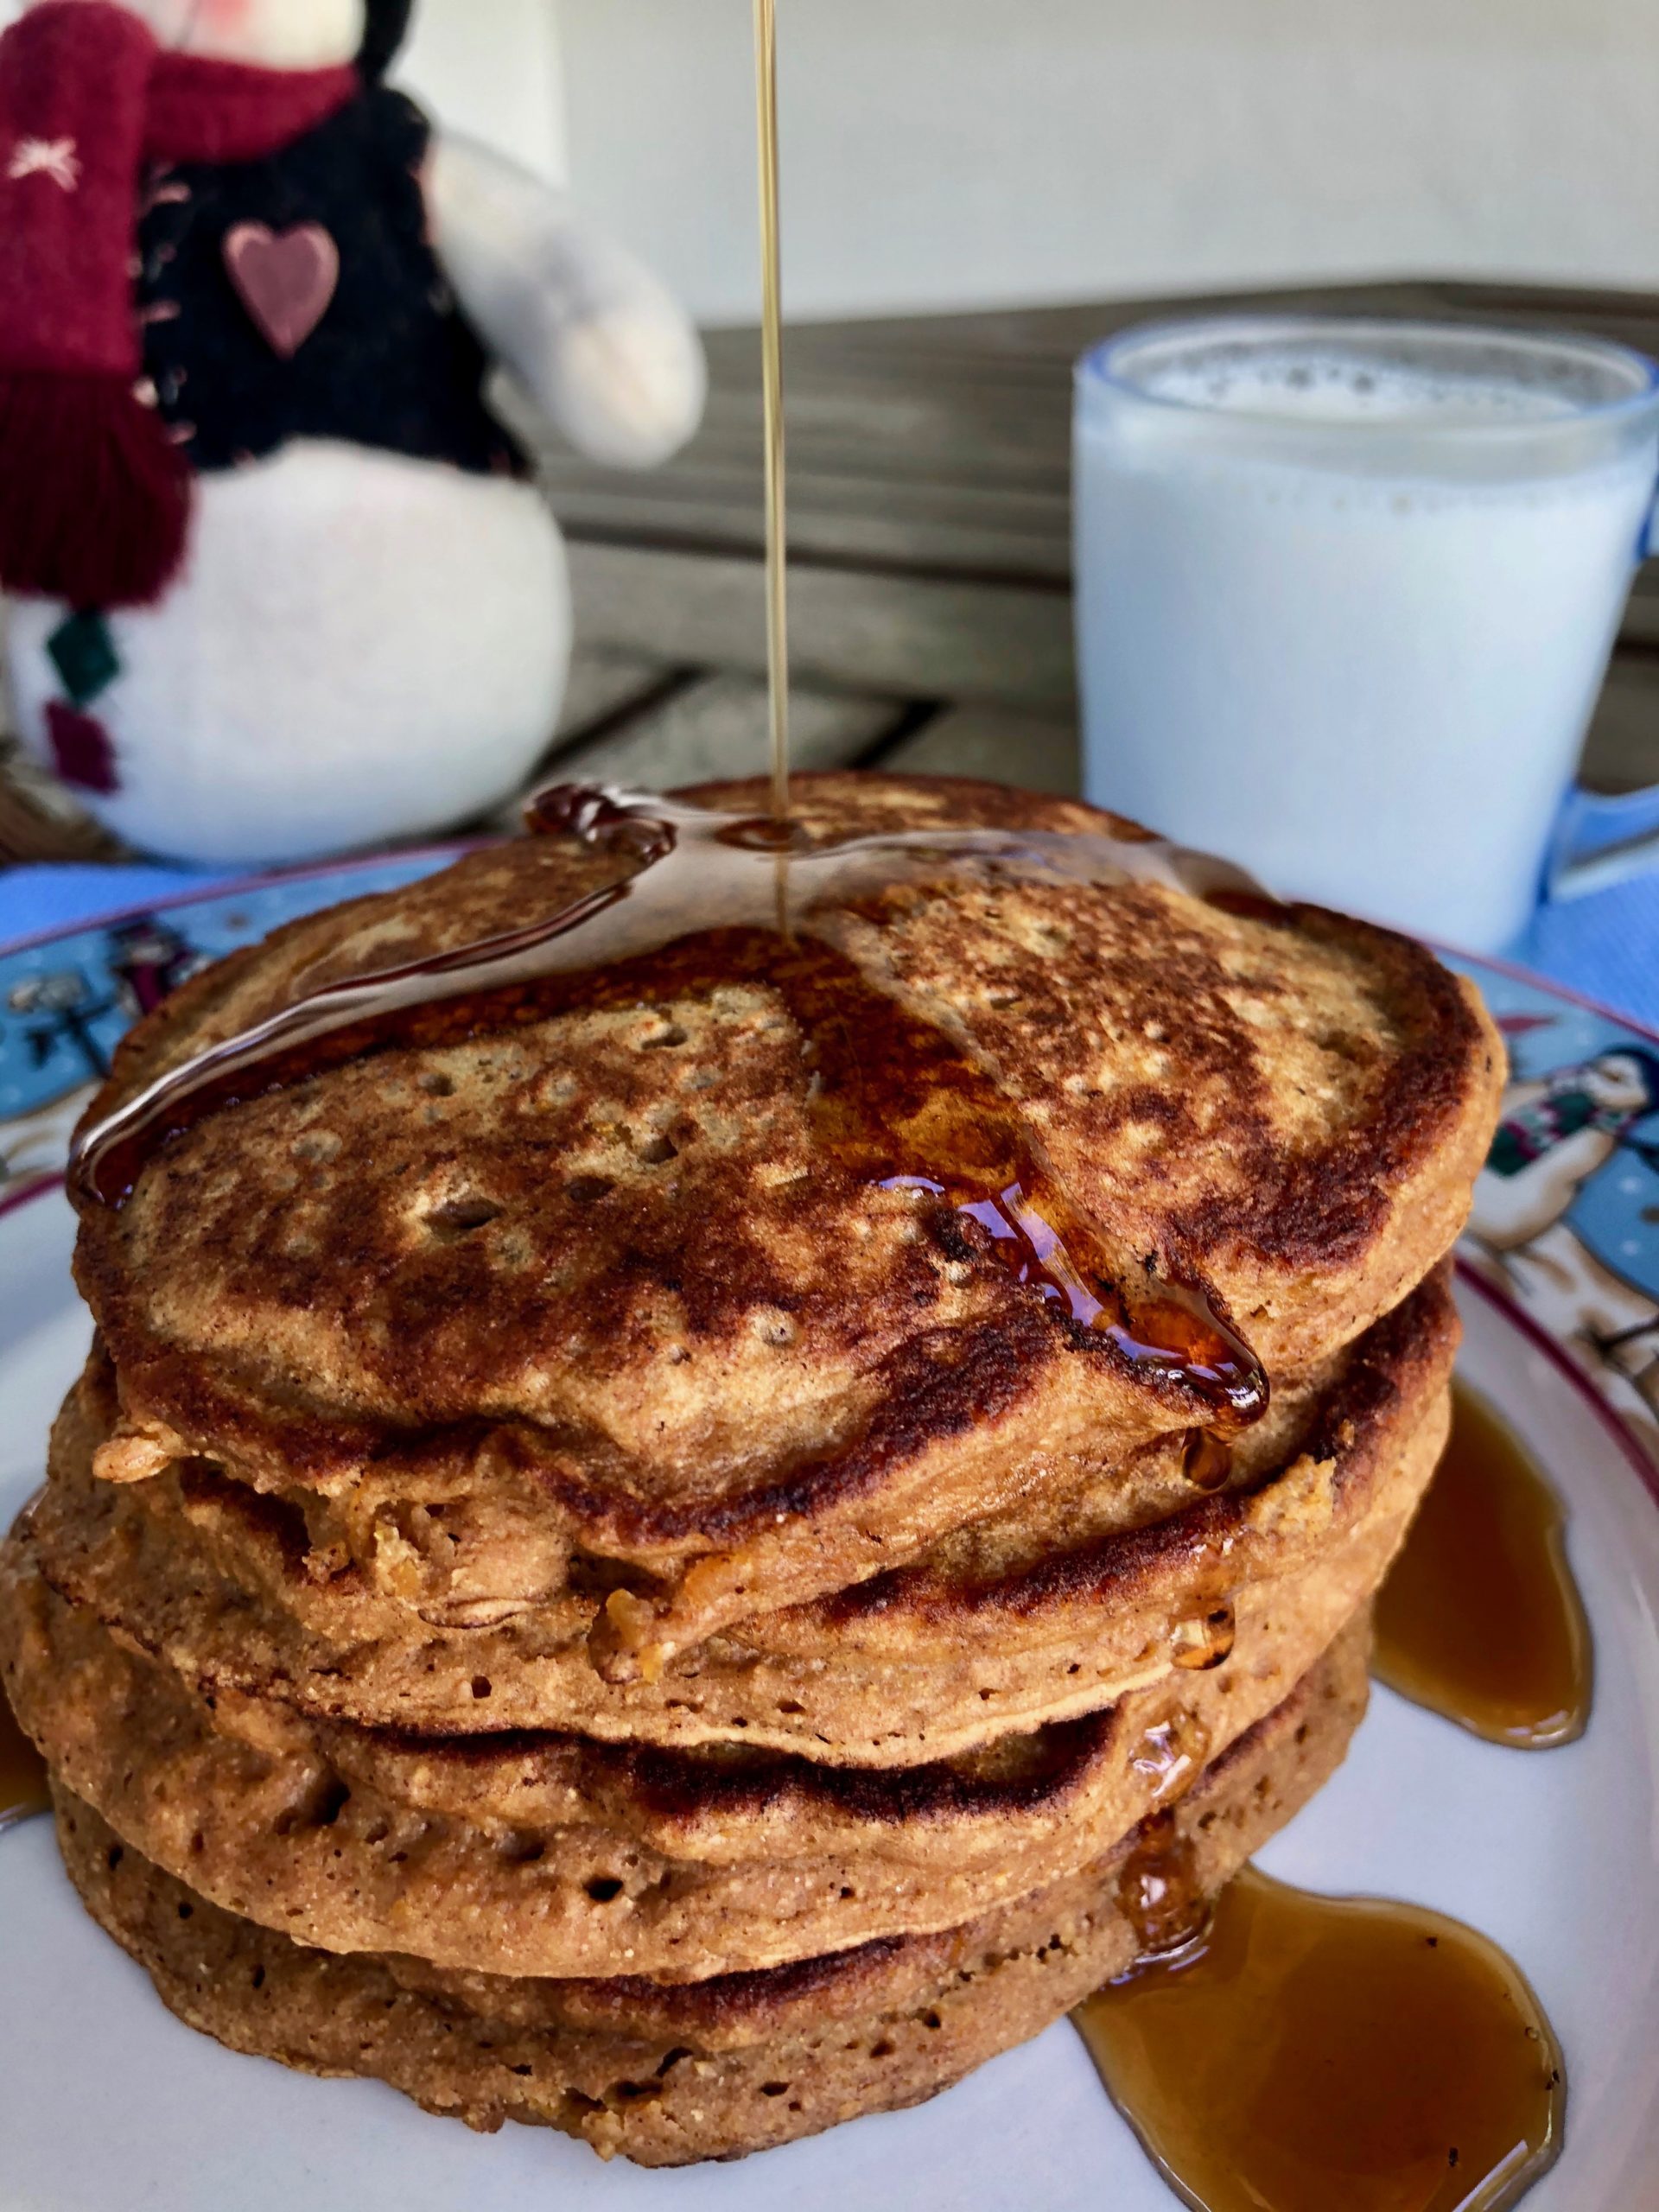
[1076,1864,1565,2212]
[0,1684,48,1833]
[71,785,1272,1423]
[1373,1381,1592,1749]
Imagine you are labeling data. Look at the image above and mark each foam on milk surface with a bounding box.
[1136,346,1581,429]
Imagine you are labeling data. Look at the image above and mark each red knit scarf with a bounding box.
[0,2,357,608]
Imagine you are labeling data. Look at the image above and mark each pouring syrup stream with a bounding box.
[754,0,791,824]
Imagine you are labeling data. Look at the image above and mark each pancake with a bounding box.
[4,1360,1433,1980]
[69,774,1502,1676]
[21,1268,1454,1758]
[53,1617,1369,2165]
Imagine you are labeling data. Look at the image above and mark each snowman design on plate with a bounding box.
[1470,1046,1659,1443]
[0,0,705,865]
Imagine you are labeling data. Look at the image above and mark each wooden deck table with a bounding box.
[3,278,1656,861]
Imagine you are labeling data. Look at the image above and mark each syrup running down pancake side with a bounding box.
[70,785,1272,1424]
[1373,1379,1592,1748]
[1074,1373,1590,2212]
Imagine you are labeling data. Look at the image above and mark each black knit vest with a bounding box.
[137,86,528,481]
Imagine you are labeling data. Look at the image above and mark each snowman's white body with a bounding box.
[9,442,569,861]
[3,0,702,867]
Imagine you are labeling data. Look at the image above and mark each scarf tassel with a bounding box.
[0,372,191,610]
[0,369,191,607]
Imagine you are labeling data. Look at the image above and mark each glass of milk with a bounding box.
[1074,317,1659,949]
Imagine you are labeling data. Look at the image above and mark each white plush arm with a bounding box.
[427,135,706,470]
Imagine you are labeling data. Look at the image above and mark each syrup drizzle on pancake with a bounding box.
[1374,1380,1592,1749]
[1077,1862,1566,2212]
[71,785,1273,1420]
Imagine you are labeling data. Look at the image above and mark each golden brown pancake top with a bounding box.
[70,774,1501,1583]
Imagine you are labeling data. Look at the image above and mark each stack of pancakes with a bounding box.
[1,776,1502,2165]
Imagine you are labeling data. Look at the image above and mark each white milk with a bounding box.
[1074,321,1659,949]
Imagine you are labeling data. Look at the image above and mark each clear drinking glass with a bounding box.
[1074,316,1659,950]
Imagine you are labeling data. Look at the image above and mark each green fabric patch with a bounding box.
[48,611,120,707]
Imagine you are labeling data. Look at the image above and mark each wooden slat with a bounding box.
[545,276,1659,797]
[0,739,124,867]
[539,276,1659,592]
[1584,656,1659,796]
[7,277,1657,868]
[878,705,1081,796]
[1622,568,1659,652]
[553,671,904,791]
[554,647,679,741]
[568,542,1073,710]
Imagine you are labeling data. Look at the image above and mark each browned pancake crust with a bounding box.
[71,777,1501,1667]
[20,1270,1454,1758]
[52,1618,1368,2164]
[4,1371,1431,1980]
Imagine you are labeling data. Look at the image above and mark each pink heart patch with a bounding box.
[223,220,340,360]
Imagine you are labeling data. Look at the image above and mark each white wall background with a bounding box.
[397,0,565,181]
[0,2,1650,318]
[555,0,1659,324]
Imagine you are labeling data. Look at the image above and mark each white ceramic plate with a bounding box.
[3,872,1658,2210]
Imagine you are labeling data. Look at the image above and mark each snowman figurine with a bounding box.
[0,0,704,864]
